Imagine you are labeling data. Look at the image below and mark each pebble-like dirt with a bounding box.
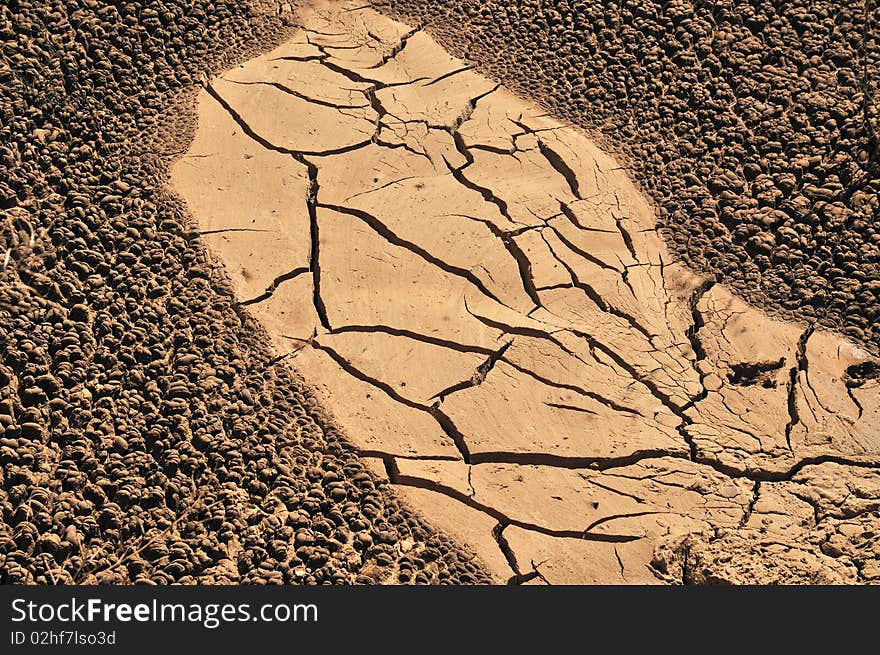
[0,0,490,585]
[374,0,880,353]
[175,3,880,584]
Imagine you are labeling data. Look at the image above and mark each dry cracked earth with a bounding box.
[172,2,880,583]
[1,0,493,586]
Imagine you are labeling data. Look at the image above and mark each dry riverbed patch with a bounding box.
[173,1,880,584]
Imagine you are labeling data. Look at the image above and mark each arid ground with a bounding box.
[2,0,879,584]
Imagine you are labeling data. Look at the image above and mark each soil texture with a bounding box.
[175,2,880,584]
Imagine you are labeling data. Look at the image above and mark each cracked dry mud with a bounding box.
[172,2,880,584]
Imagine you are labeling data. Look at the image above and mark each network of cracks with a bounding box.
[172,2,880,584]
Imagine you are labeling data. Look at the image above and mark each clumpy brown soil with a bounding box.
[176,3,880,584]
[0,1,490,584]
[373,0,880,352]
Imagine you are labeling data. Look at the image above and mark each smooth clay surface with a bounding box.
[173,2,880,584]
